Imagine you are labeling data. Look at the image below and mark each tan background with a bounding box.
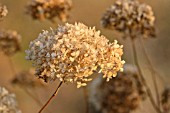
[0,0,169,113]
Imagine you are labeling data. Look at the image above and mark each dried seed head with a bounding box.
[11,69,45,88]
[26,0,72,22]
[0,5,8,19]
[89,64,146,113]
[25,22,125,88]
[0,30,21,56]
[0,87,21,113]
[161,86,170,113]
[101,0,156,39]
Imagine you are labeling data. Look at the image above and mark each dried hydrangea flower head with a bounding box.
[101,0,156,39]
[89,64,146,113]
[26,0,72,22]
[12,69,45,88]
[0,87,21,113]
[0,30,21,56]
[161,86,170,113]
[0,5,8,20]
[25,22,125,88]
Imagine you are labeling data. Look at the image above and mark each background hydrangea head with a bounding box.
[101,0,156,39]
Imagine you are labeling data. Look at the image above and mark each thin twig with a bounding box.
[131,39,162,113]
[83,87,89,113]
[38,81,63,113]
[140,38,161,108]
[7,57,16,75]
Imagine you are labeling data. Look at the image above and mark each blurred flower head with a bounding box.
[161,85,170,113]
[0,5,8,20]
[0,30,21,56]
[101,0,156,39]
[11,69,45,88]
[25,22,125,88]
[89,64,146,113]
[0,87,21,113]
[26,0,72,22]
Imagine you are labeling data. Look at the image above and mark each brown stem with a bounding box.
[131,39,162,113]
[83,87,89,113]
[140,38,161,108]
[38,81,63,113]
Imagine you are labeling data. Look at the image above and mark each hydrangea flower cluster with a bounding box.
[89,64,146,113]
[101,0,156,38]
[26,0,72,22]
[0,87,21,113]
[0,30,21,56]
[0,5,8,19]
[25,23,125,88]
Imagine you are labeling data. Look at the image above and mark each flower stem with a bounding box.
[140,38,161,108]
[131,39,162,113]
[38,81,63,113]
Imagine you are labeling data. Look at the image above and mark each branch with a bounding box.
[38,81,63,113]
[140,38,161,108]
[131,39,162,113]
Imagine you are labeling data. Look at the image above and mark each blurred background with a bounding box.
[0,0,169,113]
